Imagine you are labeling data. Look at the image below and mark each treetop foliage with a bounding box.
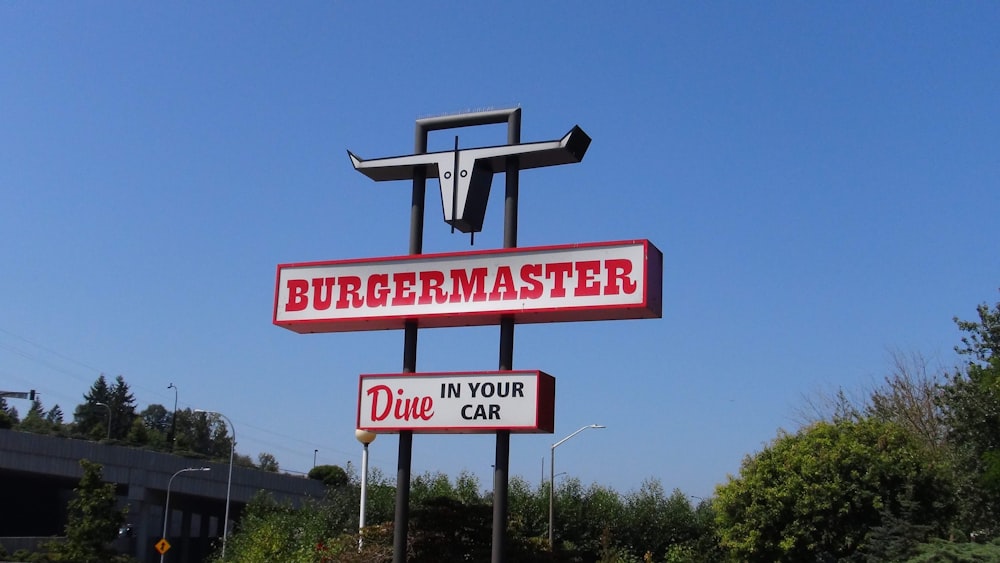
[6,372,278,471]
[214,470,719,563]
[715,417,954,562]
[50,459,133,563]
[954,299,1000,364]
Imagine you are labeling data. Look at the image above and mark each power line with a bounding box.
[0,326,352,468]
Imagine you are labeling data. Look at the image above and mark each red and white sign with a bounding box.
[274,239,662,333]
[357,371,555,433]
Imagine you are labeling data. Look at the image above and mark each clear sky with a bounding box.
[2,3,998,500]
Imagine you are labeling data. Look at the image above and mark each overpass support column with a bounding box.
[126,480,152,562]
[180,509,192,562]
[200,511,210,542]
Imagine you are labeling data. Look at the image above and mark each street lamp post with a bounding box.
[313,449,318,469]
[95,402,112,441]
[161,467,210,563]
[549,424,605,550]
[167,383,178,449]
[194,409,235,561]
[355,429,376,549]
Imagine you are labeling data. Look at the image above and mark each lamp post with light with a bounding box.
[95,402,112,441]
[194,409,235,560]
[549,424,605,549]
[355,428,376,546]
[167,383,178,448]
[161,467,210,563]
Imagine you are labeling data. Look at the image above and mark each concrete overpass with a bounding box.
[0,429,326,562]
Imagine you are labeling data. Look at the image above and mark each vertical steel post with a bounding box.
[391,108,522,563]
[492,107,521,563]
[394,123,428,563]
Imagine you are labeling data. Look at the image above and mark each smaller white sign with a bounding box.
[357,371,555,434]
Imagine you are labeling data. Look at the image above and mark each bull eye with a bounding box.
[460,170,468,178]
[444,171,452,179]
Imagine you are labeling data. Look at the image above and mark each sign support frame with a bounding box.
[494,107,520,563]
[388,108,523,563]
[393,120,425,563]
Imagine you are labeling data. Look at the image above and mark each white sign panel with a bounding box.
[275,239,662,333]
[357,371,555,434]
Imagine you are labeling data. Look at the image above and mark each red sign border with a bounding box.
[356,370,556,434]
[274,239,662,334]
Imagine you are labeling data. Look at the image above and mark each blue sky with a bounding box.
[1,3,998,499]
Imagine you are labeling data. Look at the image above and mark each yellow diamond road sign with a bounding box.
[155,538,171,554]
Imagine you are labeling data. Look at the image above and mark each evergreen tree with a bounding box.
[73,375,112,439]
[108,375,137,441]
[44,404,66,436]
[49,459,133,563]
[71,374,138,441]
[19,398,50,434]
[46,404,64,425]
[0,397,16,429]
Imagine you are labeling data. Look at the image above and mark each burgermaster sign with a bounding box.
[274,239,662,333]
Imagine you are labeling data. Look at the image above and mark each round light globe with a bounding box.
[355,429,377,445]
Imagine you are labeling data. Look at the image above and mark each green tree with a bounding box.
[125,417,149,446]
[0,401,10,430]
[234,452,255,467]
[309,464,350,488]
[1,397,21,428]
[619,482,700,560]
[686,499,726,563]
[454,470,485,505]
[408,496,492,563]
[46,404,65,428]
[362,467,396,526]
[208,493,322,563]
[937,296,1000,536]
[70,375,138,442]
[49,459,133,563]
[73,375,112,440]
[18,398,51,434]
[714,418,954,562]
[410,471,457,504]
[107,375,137,441]
[124,405,168,450]
[865,352,947,451]
[139,403,171,435]
[508,476,548,541]
[258,452,279,472]
[906,537,1000,561]
[173,409,233,460]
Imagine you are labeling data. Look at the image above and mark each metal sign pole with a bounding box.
[397,108,523,563]
[492,107,521,563]
[393,125,428,563]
